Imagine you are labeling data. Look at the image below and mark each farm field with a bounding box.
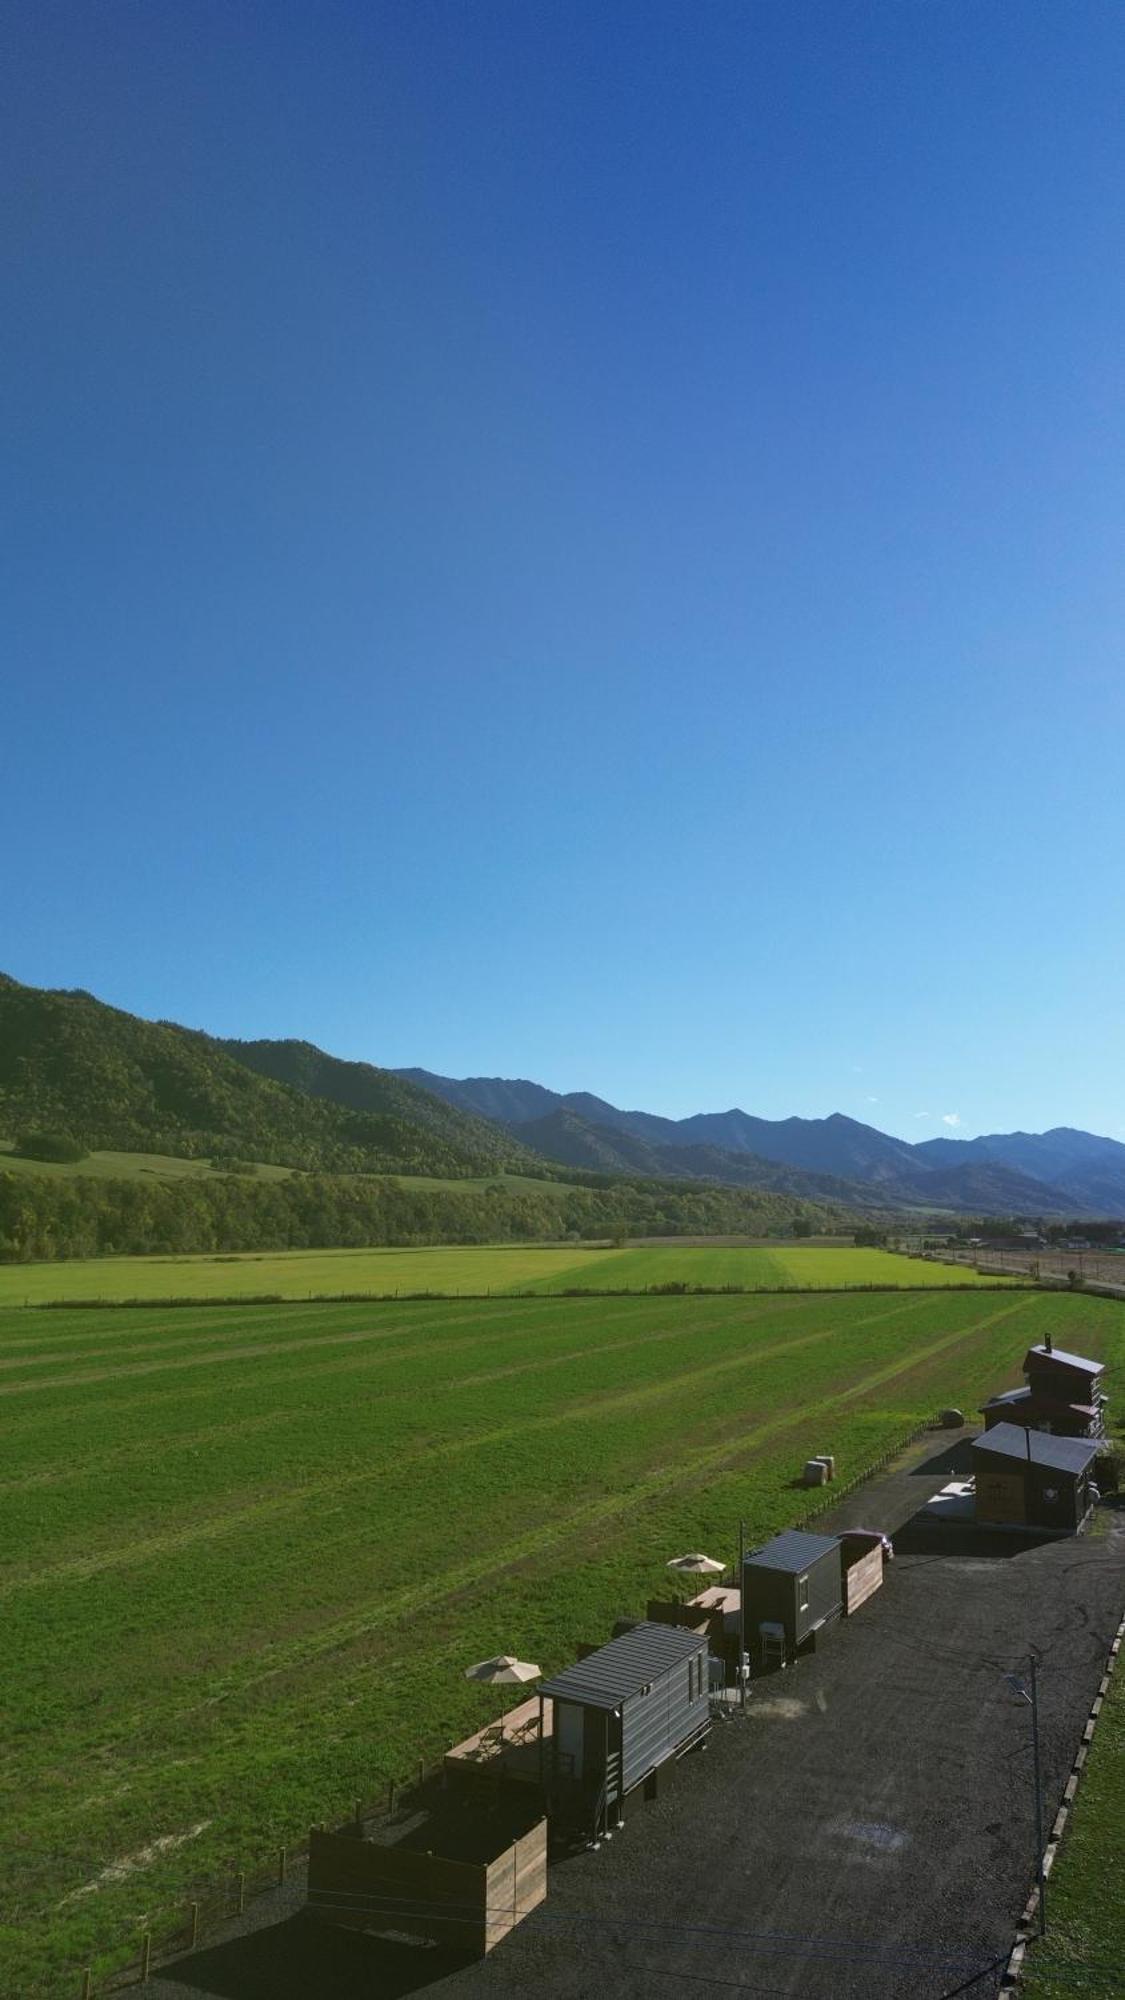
[1019,1551,1125,2000]
[0,1241,1018,1305]
[2,1286,1121,1996]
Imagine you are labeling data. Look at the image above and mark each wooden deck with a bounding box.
[445,1695,553,1788]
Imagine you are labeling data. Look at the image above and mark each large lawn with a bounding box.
[0,1241,1016,1305]
[2,1286,1119,1996]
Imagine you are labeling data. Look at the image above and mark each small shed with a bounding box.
[972,1423,1100,1532]
[537,1621,709,1839]
[742,1529,843,1664]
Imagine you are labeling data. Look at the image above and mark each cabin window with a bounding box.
[797,1575,810,1613]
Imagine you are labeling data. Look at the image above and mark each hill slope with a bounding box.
[0,975,530,1178]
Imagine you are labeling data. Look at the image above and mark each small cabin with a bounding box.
[537,1622,709,1840]
[742,1529,843,1666]
[972,1423,1100,1533]
[981,1340,1107,1441]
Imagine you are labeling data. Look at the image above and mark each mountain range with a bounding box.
[398,1070,1125,1217]
[1,971,1121,1217]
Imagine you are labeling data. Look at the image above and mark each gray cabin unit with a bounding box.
[742,1529,843,1665]
[537,1622,709,1840]
[972,1422,1099,1533]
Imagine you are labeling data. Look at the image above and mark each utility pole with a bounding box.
[1029,1656,1046,1938]
[1004,1660,1046,1939]
[738,1518,747,1712]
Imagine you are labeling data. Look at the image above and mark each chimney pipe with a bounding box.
[1045,1333,1053,1355]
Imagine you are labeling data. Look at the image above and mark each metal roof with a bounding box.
[537,1621,705,1712]
[743,1529,840,1575]
[981,1386,1097,1418]
[972,1422,1100,1474]
[1024,1345,1104,1377]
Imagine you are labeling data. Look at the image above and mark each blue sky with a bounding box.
[5,2,1124,1139]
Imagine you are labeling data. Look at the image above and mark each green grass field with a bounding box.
[0,1241,1015,1305]
[2,1285,1120,1995]
[1020,1591,1125,2000]
[0,1141,563,1196]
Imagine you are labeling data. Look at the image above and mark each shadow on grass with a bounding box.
[156,1911,472,1999]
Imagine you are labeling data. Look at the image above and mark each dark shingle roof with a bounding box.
[972,1422,1100,1474]
[1024,1345,1104,1378]
[743,1529,840,1575]
[538,1621,705,1712]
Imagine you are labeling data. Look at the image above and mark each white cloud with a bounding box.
[942,1112,961,1128]
[865,1095,879,1104]
[913,1111,931,1120]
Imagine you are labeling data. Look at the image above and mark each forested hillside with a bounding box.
[0,1169,835,1265]
[0,975,528,1179]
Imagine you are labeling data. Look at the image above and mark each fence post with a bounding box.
[139,1932,151,1984]
[277,1845,286,1886]
[354,1797,363,1831]
[388,1778,396,1813]
[417,1757,425,1788]
[236,1870,245,1915]
[80,1971,92,2000]
[189,1901,199,1950]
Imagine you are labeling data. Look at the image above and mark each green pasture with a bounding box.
[0,1142,296,1182]
[1,1286,1120,1996]
[1020,1532,1125,2000]
[1019,1648,1125,2000]
[0,1142,559,1195]
[0,1241,1014,1305]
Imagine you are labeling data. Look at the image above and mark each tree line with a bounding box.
[0,1169,828,1264]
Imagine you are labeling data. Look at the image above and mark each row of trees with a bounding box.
[0,1169,829,1265]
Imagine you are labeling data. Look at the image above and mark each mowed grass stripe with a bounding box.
[105,1296,1037,1725]
[0,1298,959,1733]
[1,1300,928,1591]
[5,1289,1113,1998]
[0,1293,818,1455]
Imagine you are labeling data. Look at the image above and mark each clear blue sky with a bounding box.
[6,2,1124,1140]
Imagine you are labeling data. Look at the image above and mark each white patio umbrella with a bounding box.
[463,1655,542,1748]
[666,1552,725,1576]
[463,1654,542,1684]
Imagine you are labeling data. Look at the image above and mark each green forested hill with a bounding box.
[218,1035,533,1172]
[0,975,531,1178]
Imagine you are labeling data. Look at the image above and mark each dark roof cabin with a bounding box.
[980,1338,1106,1440]
[538,1622,709,1841]
[972,1423,1099,1533]
[742,1529,842,1666]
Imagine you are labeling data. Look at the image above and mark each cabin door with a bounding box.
[555,1701,584,1783]
[978,1471,1026,1524]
